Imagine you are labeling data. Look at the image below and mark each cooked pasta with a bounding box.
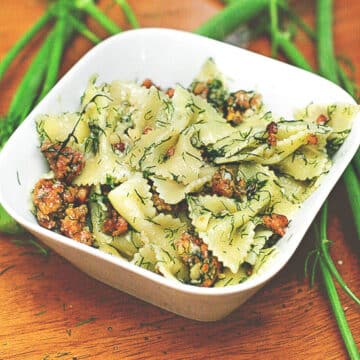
[32,59,359,287]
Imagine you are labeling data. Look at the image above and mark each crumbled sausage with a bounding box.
[166,88,175,98]
[60,205,94,245]
[152,189,173,213]
[142,78,155,89]
[307,134,318,145]
[113,142,126,153]
[102,207,128,237]
[192,82,209,97]
[175,232,222,287]
[262,213,289,236]
[316,114,329,125]
[63,185,90,205]
[190,79,227,111]
[33,179,64,216]
[223,90,262,124]
[33,178,91,240]
[41,142,85,183]
[211,167,236,198]
[33,179,65,229]
[266,121,278,146]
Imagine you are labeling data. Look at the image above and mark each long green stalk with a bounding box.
[342,165,360,239]
[315,1,359,356]
[278,2,316,40]
[337,63,356,98]
[0,9,77,234]
[195,0,269,40]
[318,256,359,359]
[115,0,140,28]
[316,214,359,359]
[319,203,360,305]
[316,0,339,83]
[75,0,122,35]
[39,13,67,100]
[275,32,313,71]
[354,151,360,176]
[5,32,54,134]
[67,14,101,44]
[269,0,279,57]
[0,9,52,82]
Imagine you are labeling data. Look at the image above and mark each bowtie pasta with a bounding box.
[32,59,359,287]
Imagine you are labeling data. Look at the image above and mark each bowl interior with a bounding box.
[0,28,359,295]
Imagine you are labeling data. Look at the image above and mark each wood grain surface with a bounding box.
[0,1,359,359]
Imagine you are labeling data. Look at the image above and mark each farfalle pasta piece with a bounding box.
[108,173,156,231]
[126,128,179,173]
[275,146,331,181]
[214,123,331,165]
[151,166,216,205]
[73,151,131,185]
[294,103,359,156]
[36,112,90,146]
[200,219,256,273]
[131,244,158,272]
[154,130,204,185]
[244,228,273,266]
[214,266,249,287]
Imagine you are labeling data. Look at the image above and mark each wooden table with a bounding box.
[0,1,359,359]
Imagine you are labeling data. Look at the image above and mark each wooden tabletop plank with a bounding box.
[0,1,359,359]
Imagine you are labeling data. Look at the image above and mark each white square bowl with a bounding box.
[0,28,359,321]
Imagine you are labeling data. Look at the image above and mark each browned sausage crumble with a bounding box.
[262,214,289,237]
[316,114,329,125]
[102,206,129,237]
[307,134,318,145]
[60,205,93,246]
[32,178,93,245]
[41,142,85,183]
[266,121,278,146]
[175,232,222,287]
[223,90,262,124]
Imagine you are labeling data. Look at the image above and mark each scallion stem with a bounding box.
[6,31,54,127]
[114,0,140,28]
[39,11,67,100]
[319,256,359,359]
[75,0,122,35]
[0,9,52,82]
[319,203,360,304]
[342,165,360,239]
[278,2,316,40]
[269,0,279,57]
[316,0,339,83]
[195,0,269,40]
[354,151,360,176]
[337,63,356,98]
[67,14,101,44]
[275,32,313,72]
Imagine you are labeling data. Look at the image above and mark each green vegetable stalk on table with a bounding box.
[0,0,358,357]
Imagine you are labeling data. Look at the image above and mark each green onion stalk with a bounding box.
[74,0,122,34]
[0,4,78,233]
[0,8,53,81]
[195,0,269,40]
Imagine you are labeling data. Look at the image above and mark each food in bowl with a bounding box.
[31,58,359,288]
